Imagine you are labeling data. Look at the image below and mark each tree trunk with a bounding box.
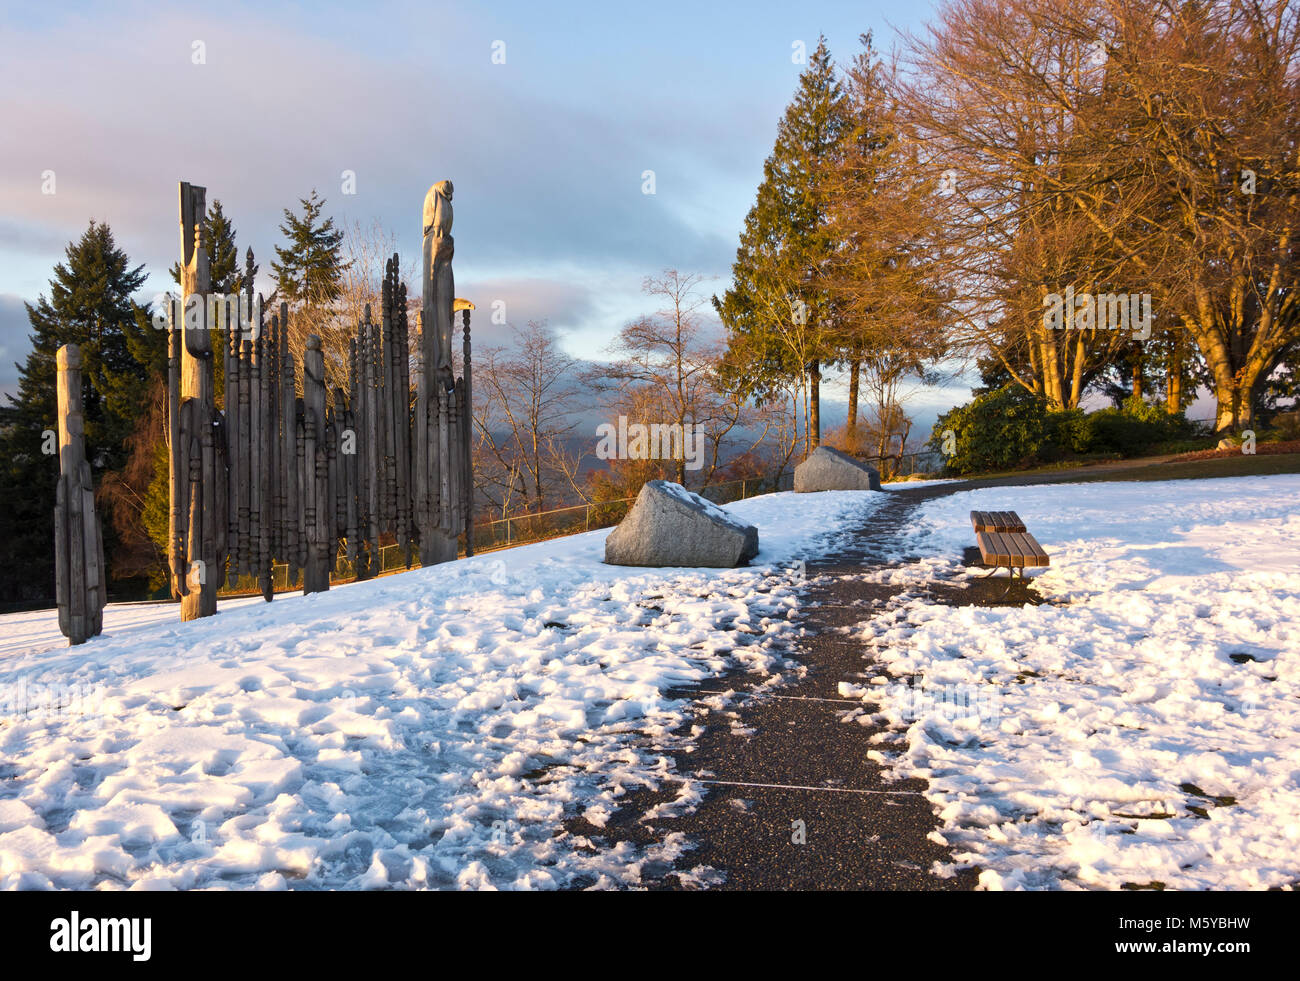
[1166,340,1183,412]
[846,359,860,443]
[1131,352,1143,403]
[808,359,821,450]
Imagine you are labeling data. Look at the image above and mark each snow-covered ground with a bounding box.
[842,474,1300,890]
[0,491,878,890]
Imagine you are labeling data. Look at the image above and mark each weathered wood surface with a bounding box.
[976,530,1050,568]
[154,180,475,622]
[970,510,1027,534]
[54,343,106,644]
[174,181,220,620]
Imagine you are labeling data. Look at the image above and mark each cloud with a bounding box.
[454,276,600,348]
[0,5,752,286]
[0,3,769,374]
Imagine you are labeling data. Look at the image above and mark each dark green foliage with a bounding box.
[271,190,347,307]
[1045,408,1090,454]
[714,37,850,402]
[1081,409,1153,456]
[933,387,1201,475]
[1084,401,1194,456]
[929,385,1052,474]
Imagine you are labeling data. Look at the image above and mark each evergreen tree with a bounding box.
[271,190,348,306]
[0,221,152,604]
[714,38,851,448]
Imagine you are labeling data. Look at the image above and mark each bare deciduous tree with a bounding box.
[473,321,584,516]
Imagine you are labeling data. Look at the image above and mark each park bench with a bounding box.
[970,510,1049,595]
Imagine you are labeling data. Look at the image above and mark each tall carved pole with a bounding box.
[167,295,186,600]
[174,181,221,619]
[419,180,463,565]
[54,344,106,645]
[456,299,475,557]
[302,335,330,593]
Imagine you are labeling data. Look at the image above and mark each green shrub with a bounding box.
[1082,408,1150,456]
[1083,401,1194,456]
[1046,408,1089,454]
[930,386,1052,475]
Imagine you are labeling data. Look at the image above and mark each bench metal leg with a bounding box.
[980,565,1022,598]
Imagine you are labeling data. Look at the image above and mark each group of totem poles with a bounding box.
[54,179,475,641]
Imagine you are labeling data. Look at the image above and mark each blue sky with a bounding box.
[0,0,975,432]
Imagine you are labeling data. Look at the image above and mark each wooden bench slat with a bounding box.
[977,531,1008,566]
[977,529,1049,568]
[1020,532,1050,564]
[1009,532,1035,566]
[970,509,1027,533]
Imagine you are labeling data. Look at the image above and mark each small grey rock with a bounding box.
[794,446,881,492]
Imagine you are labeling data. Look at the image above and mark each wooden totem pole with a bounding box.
[150,178,475,623]
[456,297,475,557]
[54,343,106,644]
[417,180,473,565]
[169,181,225,620]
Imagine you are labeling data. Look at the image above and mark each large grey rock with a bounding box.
[604,480,759,567]
[794,446,881,492]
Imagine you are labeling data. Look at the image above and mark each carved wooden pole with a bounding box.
[345,335,361,575]
[396,277,413,568]
[418,181,463,565]
[263,308,279,601]
[457,300,475,557]
[176,181,220,620]
[225,305,240,587]
[166,297,187,599]
[302,335,330,593]
[54,344,106,645]
[279,307,298,585]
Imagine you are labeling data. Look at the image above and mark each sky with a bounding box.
[0,0,981,436]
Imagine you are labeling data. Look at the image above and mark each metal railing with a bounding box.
[467,471,796,554]
[214,450,942,597]
[856,449,944,479]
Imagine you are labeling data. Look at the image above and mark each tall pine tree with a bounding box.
[0,221,153,604]
[714,38,852,449]
[272,190,348,306]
